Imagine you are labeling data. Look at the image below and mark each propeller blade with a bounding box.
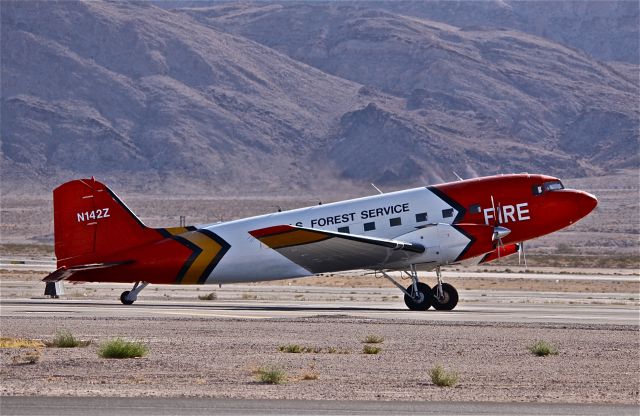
[490,195,496,225]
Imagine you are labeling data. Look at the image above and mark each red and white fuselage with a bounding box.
[45,174,597,293]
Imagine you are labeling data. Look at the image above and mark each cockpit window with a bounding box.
[533,181,564,195]
[544,181,564,192]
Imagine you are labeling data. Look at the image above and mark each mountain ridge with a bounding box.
[1,1,638,195]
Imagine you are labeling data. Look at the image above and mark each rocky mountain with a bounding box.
[161,0,640,65]
[1,1,638,195]
[1,0,376,194]
[367,0,640,65]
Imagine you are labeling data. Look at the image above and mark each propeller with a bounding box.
[490,195,511,256]
[493,226,511,243]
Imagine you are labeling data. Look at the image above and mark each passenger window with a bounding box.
[389,217,402,227]
[363,222,376,232]
[469,204,481,214]
[338,226,350,234]
[415,212,428,222]
[442,208,453,218]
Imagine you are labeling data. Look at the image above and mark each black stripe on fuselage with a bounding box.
[427,185,474,262]
[195,229,231,285]
[171,235,202,284]
[427,186,466,224]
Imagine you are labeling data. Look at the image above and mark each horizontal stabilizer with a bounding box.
[42,261,133,282]
[249,225,424,273]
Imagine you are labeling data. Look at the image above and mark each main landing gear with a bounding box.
[120,281,149,305]
[380,266,458,311]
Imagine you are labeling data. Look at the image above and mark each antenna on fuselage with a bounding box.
[453,171,463,181]
[371,183,384,194]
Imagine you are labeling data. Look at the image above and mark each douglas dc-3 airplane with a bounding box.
[44,174,597,311]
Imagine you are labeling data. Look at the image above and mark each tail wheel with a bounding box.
[120,290,134,305]
[404,282,432,311]
[431,283,458,311]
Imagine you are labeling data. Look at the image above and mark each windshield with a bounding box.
[544,181,564,192]
[532,181,564,195]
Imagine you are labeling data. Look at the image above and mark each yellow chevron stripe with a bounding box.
[259,229,330,249]
[163,227,190,236]
[179,231,224,285]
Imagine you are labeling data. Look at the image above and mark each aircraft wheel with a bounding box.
[120,290,135,305]
[431,283,458,311]
[404,282,432,311]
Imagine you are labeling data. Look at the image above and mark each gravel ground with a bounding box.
[1,315,638,404]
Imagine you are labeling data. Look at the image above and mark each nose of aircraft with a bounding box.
[568,190,598,223]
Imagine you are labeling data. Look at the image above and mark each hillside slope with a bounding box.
[180,3,639,176]
[369,0,640,65]
[1,1,637,195]
[1,1,373,193]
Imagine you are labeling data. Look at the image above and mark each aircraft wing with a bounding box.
[249,225,425,273]
[42,261,133,282]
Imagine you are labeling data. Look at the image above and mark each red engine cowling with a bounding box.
[479,244,520,264]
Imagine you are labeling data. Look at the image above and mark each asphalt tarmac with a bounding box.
[2,396,639,416]
[1,290,637,325]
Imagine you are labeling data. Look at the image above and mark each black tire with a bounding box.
[120,290,135,305]
[431,283,459,311]
[404,282,432,311]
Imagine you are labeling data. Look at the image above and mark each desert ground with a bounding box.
[2,312,638,404]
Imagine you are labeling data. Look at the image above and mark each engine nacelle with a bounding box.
[388,222,508,269]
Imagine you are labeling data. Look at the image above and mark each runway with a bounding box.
[2,396,638,416]
[1,291,637,325]
[2,286,638,409]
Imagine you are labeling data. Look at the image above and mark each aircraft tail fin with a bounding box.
[53,178,162,268]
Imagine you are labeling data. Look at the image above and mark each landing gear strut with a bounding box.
[431,267,458,311]
[379,265,458,311]
[380,265,432,311]
[120,281,149,305]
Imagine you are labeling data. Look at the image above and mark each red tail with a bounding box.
[53,178,162,268]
